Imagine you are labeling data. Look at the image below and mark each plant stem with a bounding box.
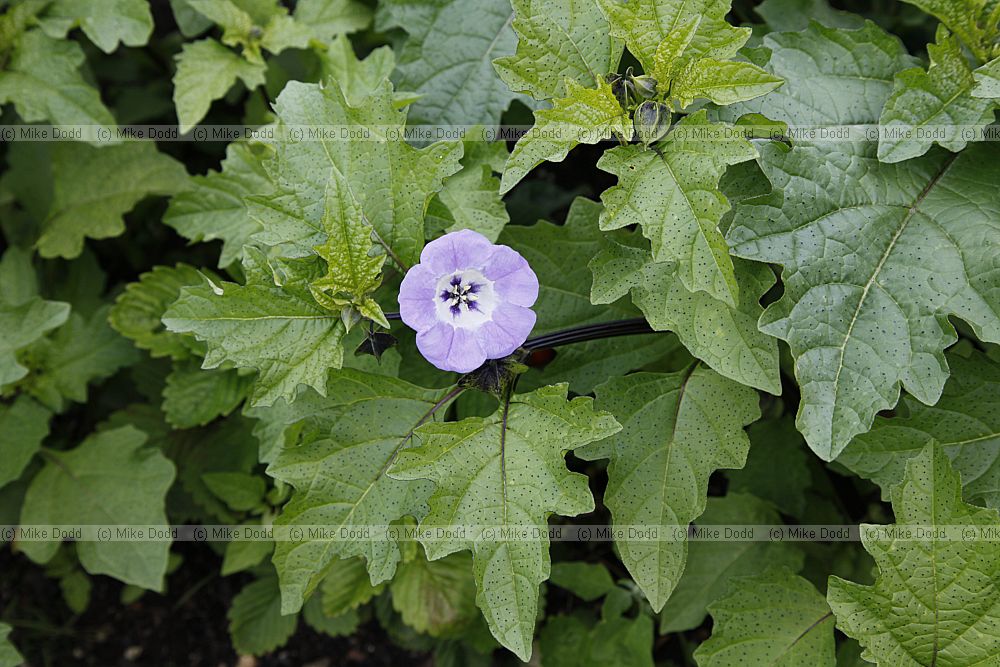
[523,318,654,350]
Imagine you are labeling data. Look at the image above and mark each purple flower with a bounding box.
[398,229,539,373]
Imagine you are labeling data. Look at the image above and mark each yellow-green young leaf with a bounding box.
[828,442,1000,666]
[650,16,699,85]
[389,384,621,661]
[163,142,271,268]
[310,170,388,327]
[695,567,835,667]
[248,77,463,267]
[228,574,298,656]
[266,371,450,613]
[899,0,996,61]
[109,263,211,360]
[314,35,397,107]
[0,29,116,137]
[18,426,176,590]
[839,350,1000,508]
[293,0,372,40]
[660,494,805,633]
[597,0,750,73]
[0,623,24,667]
[24,305,139,413]
[36,141,188,259]
[577,367,759,612]
[38,0,153,53]
[671,59,783,108]
[172,38,267,133]
[729,141,1000,461]
[376,0,520,127]
[973,56,1000,97]
[878,27,997,163]
[0,296,69,387]
[493,0,623,100]
[162,253,346,407]
[426,135,510,242]
[162,360,253,429]
[320,557,386,617]
[500,78,629,194]
[0,396,51,489]
[390,551,478,638]
[598,111,756,307]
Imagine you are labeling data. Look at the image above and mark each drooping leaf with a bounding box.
[172,38,267,133]
[266,370,451,613]
[828,442,1000,666]
[39,0,153,53]
[0,296,69,387]
[0,29,117,136]
[731,141,1000,460]
[389,384,621,661]
[659,494,805,633]
[493,0,623,100]
[390,551,478,638]
[500,78,629,194]
[163,142,271,268]
[163,250,346,407]
[0,396,51,489]
[18,426,176,590]
[577,366,759,612]
[376,0,520,127]
[228,574,298,656]
[695,567,835,666]
[248,77,462,267]
[319,556,386,617]
[162,360,254,429]
[36,141,188,259]
[109,263,210,360]
[598,111,757,307]
[878,26,997,163]
[839,350,1000,508]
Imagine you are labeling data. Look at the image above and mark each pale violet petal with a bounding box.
[420,229,493,274]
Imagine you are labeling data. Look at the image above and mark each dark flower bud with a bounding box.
[633,101,671,145]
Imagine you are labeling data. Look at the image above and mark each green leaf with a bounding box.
[60,569,92,614]
[390,551,479,638]
[498,199,680,394]
[878,27,997,163]
[0,623,23,667]
[163,361,254,429]
[249,77,462,267]
[753,0,866,31]
[549,562,617,601]
[36,141,188,259]
[293,0,372,40]
[828,442,1000,666]
[0,29,116,135]
[162,252,346,407]
[39,0,153,53]
[228,574,298,656]
[539,602,654,667]
[577,366,759,612]
[109,263,211,360]
[163,142,271,268]
[973,56,1000,97]
[671,58,783,108]
[598,111,757,307]
[172,38,267,133]
[313,35,397,107]
[659,493,805,633]
[729,142,1000,460]
[427,135,509,242]
[265,370,449,613]
[202,471,266,511]
[18,426,176,590]
[0,396,50,489]
[727,418,812,517]
[500,78,629,194]
[320,556,386,616]
[839,350,1000,508]
[303,596,360,637]
[716,21,919,126]
[376,0,520,127]
[25,305,139,413]
[899,0,997,61]
[222,536,273,575]
[389,384,621,661]
[695,567,835,667]
[493,0,623,100]
[597,0,750,73]
[0,296,69,387]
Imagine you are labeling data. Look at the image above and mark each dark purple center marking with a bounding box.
[440,273,482,317]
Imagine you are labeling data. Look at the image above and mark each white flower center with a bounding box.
[435,269,495,329]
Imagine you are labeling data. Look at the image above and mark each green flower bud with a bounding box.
[633,101,671,145]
